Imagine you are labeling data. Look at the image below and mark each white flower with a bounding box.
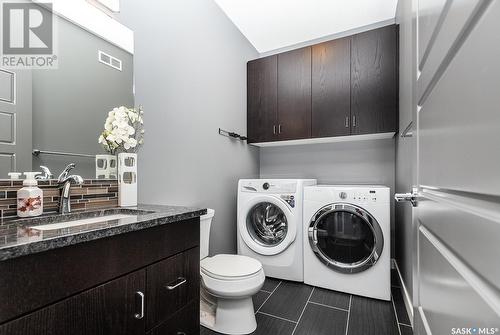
[99,106,144,154]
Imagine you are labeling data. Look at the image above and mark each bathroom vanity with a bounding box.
[0,205,206,335]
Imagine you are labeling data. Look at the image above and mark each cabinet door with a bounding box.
[0,269,146,335]
[351,25,398,135]
[277,47,312,140]
[247,55,278,143]
[146,247,199,330]
[312,37,351,137]
[147,302,199,335]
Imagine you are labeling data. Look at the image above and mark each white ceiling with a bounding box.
[214,0,398,53]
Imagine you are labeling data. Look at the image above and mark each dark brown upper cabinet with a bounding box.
[247,55,278,143]
[312,37,351,138]
[277,47,312,141]
[351,25,398,135]
[247,24,398,144]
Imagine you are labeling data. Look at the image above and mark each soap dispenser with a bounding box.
[17,172,43,217]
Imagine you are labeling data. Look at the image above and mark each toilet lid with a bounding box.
[201,254,262,279]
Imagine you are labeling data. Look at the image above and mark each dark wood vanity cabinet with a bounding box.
[0,269,147,335]
[0,218,201,335]
[247,25,399,143]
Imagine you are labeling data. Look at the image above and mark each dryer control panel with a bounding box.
[347,191,379,204]
[304,186,390,204]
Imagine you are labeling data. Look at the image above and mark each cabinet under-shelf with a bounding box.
[250,131,396,147]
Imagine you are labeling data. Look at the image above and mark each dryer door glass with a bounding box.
[246,202,288,246]
[309,204,384,273]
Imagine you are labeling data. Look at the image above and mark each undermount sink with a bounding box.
[16,209,150,242]
[32,214,135,231]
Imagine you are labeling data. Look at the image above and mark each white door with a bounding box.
[397,1,500,334]
[0,69,32,177]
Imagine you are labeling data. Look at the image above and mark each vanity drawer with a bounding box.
[146,247,200,330]
[147,301,199,335]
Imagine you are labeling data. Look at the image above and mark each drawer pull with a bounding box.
[134,291,145,320]
[166,277,187,290]
[177,332,186,335]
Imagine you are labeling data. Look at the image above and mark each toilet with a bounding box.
[200,209,265,335]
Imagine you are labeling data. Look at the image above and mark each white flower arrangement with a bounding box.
[98,106,144,154]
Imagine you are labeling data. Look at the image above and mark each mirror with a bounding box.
[0,0,134,180]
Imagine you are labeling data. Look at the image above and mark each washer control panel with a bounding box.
[240,180,297,194]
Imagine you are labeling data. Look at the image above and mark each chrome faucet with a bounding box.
[57,163,84,214]
[36,166,53,180]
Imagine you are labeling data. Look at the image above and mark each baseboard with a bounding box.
[392,259,414,327]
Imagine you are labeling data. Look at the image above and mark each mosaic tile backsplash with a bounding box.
[0,179,118,219]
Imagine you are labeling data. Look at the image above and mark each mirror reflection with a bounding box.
[0,1,134,180]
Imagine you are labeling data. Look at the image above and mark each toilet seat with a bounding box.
[201,254,262,280]
[200,254,265,299]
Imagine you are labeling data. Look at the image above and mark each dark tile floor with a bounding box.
[201,269,413,335]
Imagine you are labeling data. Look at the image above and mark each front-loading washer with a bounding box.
[237,179,316,282]
[303,185,391,300]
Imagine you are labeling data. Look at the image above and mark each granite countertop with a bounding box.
[0,204,207,261]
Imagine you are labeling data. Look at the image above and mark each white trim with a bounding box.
[393,259,414,327]
[390,291,403,335]
[250,132,395,148]
[33,0,133,54]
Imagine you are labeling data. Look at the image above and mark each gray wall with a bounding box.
[32,9,134,178]
[395,0,415,295]
[117,0,260,255]
[260,139,396,256]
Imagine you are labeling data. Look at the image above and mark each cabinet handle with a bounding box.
[166,277,187,290]
[273,125,277,135]
[278,124,282,134]
[134,291,145,320]
[345,116,350,128]
[352,115,357,127]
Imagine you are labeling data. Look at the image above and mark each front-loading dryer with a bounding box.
[303,185,391,300]
[237,179,316,282]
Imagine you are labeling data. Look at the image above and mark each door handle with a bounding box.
[352,115,357,127]
[166,277,187,290]
[395,188,419,207]
[134,291,145,320]
[278,124,282,134]
[345,116,350,128]
[273,125,277,135]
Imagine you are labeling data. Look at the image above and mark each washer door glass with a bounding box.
[309,204,383,273]
[246,202,288,246]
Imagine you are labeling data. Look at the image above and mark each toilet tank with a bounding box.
[200,208,215,260]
